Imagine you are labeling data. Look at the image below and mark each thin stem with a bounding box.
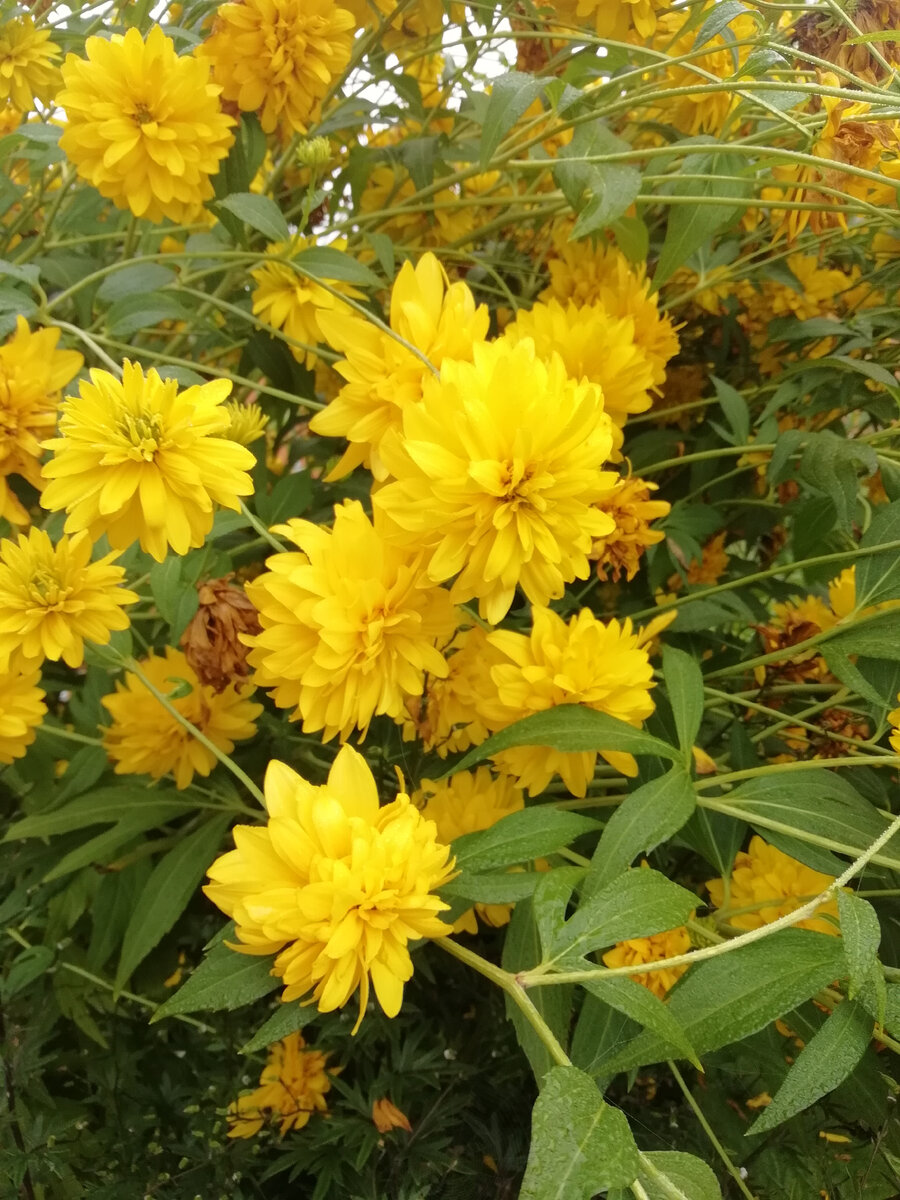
[239,500,287,554]
[669,1061,758,1200]
[123,656,266,808]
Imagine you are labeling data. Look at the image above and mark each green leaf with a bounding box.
[694,1,750,49]
[479,72,545,166]
[601,930,845,1075]
[151,937,279,1021]
[519,1066,640,1199]
[115,815,231,987]
[710,770,900,870]
[256,470,313,525]
[453,808,600,875]
[750,999,872,1134]
[554,120,642,237]
[3,787,192,841]
[241,1003,309,1055]
[798,430,877,533]
[440,867,544,906]
[548,867,697,966]
[838,891,881,1000]
[711,375,750,446]
[447,707,679,776]
[583,977,700,1069]
[105,292,188,337]
[149,555,200,640]
[584,768,696,895]
[53,744,109,803]
[856,501,900,608]
[680,807,746,875]
[2,945,55,1000]
[502,899,574,1082]
[216,192,290,242]
[662,646,704,758]
[654,151,748,287]
[42,807,184,882]
[610,1151,723,1200]
[97,263,177,302]
[292,245,381,287]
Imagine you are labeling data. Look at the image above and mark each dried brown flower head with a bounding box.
[180,575,261,693]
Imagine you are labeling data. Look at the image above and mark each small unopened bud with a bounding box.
[295,137,331,168]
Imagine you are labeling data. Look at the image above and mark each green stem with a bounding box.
[668,1061,759,1200]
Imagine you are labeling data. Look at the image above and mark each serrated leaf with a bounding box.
[855,500,900,608]
[584,768,696,895]
[694,1,750,49]
[445,707,680,776]
[453,808,599,875]
[151,938,278,1021]
[42,807,184,882]
[655,152,749,286]
[554,120,641,236]
[600,930,845,1075]
[116,815,231,987]
[610,1151,723,1200]
[479,72,545,166]
[548,868,697,966]
[750,999,872,1134]
[838,891,881,999]
[217,192,290,242]
[520,1066,640,1199]
[241,1003,309,1055]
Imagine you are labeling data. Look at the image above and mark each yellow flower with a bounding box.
[58,25,235,223]
[0,16,59,110]
[371,1096,412,1134]
[602,925,691,999]
[416,768,524,934]
[244,500,457,742]
[686,531,729,586]
[707,836,840,936]
[251,237,363,369]
[376,336,618,625]
[221,400,268,446]
[549,0,661,40]
[227,1032,333,1139]
[310,252,489,480]
[0,667,46,763]
[0,317,82,526]
[542,236,679,387]
[200,0,353,136]
[402,624,499,757]
[0,529,136,672]
[102,646,262,790]
[506,299,657,435]
[591,475,670,582]
[479,605,657,796]
[41,362,255,562]
[887,694,900,755]
[204,744,455,1030]
[827,567,856,620]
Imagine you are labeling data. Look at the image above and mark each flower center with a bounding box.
[133,102,155,126]
[118,410,164,461]
[27,564,69,608]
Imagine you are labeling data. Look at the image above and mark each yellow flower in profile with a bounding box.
[707,836,840,936]
[602,925,691,999]
[204,745,455,1031]
[221,400,268,446]
[200,0,353,136]
[376,336,618,625]
[888,695,900,755]
[0,529,136,672]
[592,475,670,582]
[310,252,489,480]
[227,1033,332,1139]
[102,646,262,790]
[548,0,661,40]
[506,300,656,436]
[251,237,363,368]
[0,317,82,526]
[416,768,524,934]
[244,500,457,742]
[827,567,856,620]
[58,25,235,223]
[542,237,679,387]
[479,605,658,795]
[41,362,255,562]
[402,624,499,758]
[0,668,46,764]
[0,16,59,110]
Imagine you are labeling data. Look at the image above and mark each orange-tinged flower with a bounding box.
[591,475,669,582]
[372,1097,412,1134]
[227,1033,333,1138]
[102,646,262,790]
[204,745,455,1030]
[602,925,691,999]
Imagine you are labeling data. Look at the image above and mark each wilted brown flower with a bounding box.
[180,575,261,693]
[591,475,670,583]
[792,3,900,82]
